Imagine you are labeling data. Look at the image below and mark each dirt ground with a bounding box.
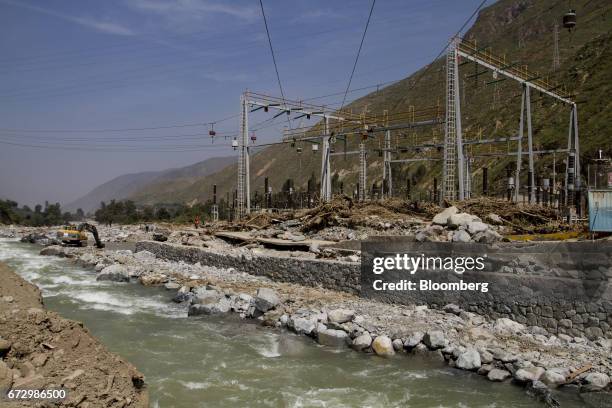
[0,262,148,408]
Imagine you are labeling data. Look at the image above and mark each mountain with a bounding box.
[65,156,235,212]
[99,0,612,207]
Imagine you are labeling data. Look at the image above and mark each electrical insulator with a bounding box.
[250,132,257,142]
[312,144,319,153]
[232,138,238,150]
[563,9,576,31]
[297,147,302,154]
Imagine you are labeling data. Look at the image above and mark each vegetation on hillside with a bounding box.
[0,199,84,226]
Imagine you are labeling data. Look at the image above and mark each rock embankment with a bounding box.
[0,262,148,408]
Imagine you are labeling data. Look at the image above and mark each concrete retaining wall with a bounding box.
[136,240,611,339]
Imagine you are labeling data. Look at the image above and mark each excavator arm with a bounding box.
[77,223,105,249]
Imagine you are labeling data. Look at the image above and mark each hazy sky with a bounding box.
[0,0,487,207]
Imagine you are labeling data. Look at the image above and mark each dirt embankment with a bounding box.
[0,262,148,408]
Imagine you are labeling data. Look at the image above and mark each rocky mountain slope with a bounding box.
[66,155,235,212]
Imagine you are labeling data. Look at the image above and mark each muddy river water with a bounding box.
[0,239,586,407]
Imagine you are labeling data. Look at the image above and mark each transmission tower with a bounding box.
[442,37,465,203]
[358,142,367,201]
[552,23,560,71]
[237,93,250,218]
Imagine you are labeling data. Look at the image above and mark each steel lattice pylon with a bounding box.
[237,93,250,218]
[442,38,464,203]
[358,142,367,201]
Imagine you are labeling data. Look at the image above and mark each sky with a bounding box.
[0,0,489,207]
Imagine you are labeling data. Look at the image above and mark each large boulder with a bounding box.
[423,331,446,349]
[432,206,458,225]
[467,221,488,235]
[488,368,511,382]
[139,273,168,286]
[96,264,129,282]
[514,366,545,383]
[317,329,349,348]
[372,336,395,357]
[404,331,425,348]
[448,213,481,229]
[254,288,280,312]
[192,288,223,304]
[541,369,567,388]
[451,230,471,243]
[351,332,372,351]
[327,309,355,324]
[583,372,610,391]
[494,318,525,335]
[288,315,317,336]
[188,297,231,316]
[456,348,481,370]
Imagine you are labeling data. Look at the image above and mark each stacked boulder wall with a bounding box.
[136,240,612,339]
[0,262,149,407]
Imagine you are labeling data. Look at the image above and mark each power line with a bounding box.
[340,0,376,111]
[0,113,239,133]
[258,0,291,130]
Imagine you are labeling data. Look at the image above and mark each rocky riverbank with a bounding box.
[0,261,148,408]
[2,224,611,407]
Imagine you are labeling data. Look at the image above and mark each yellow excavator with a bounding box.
[56,222,105,248]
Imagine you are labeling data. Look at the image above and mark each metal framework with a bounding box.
[358,142,367,201]
[382,130,393,197]
[237,93,250,218]
[442,37,580,206]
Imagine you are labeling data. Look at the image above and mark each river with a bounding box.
[0,239,585,407]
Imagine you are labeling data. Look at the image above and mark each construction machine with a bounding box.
[56,223,105,248]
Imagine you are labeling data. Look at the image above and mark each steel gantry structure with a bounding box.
[235,92,443,217]
[442,37,579,205]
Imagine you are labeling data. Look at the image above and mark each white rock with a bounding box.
[451,230,471,243]
[448,213,480,229]
[423,331,446,349]
[372,336,395,357]
[289,316,317,336]
[317,329,349,348]
[432,206,458,225]
[514,366,545,383]
[96,264,129,282]
[541,369,567,388]
[486,213,503,224]
[327,309,355,324]
[583,372,610,390]
[456,348,481,370]
[493,318,525,335]
[392,339,404,351]
[254,288,280,312]
[467,221,488,234]
[351,333,372,351]
[404,331,424,348]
